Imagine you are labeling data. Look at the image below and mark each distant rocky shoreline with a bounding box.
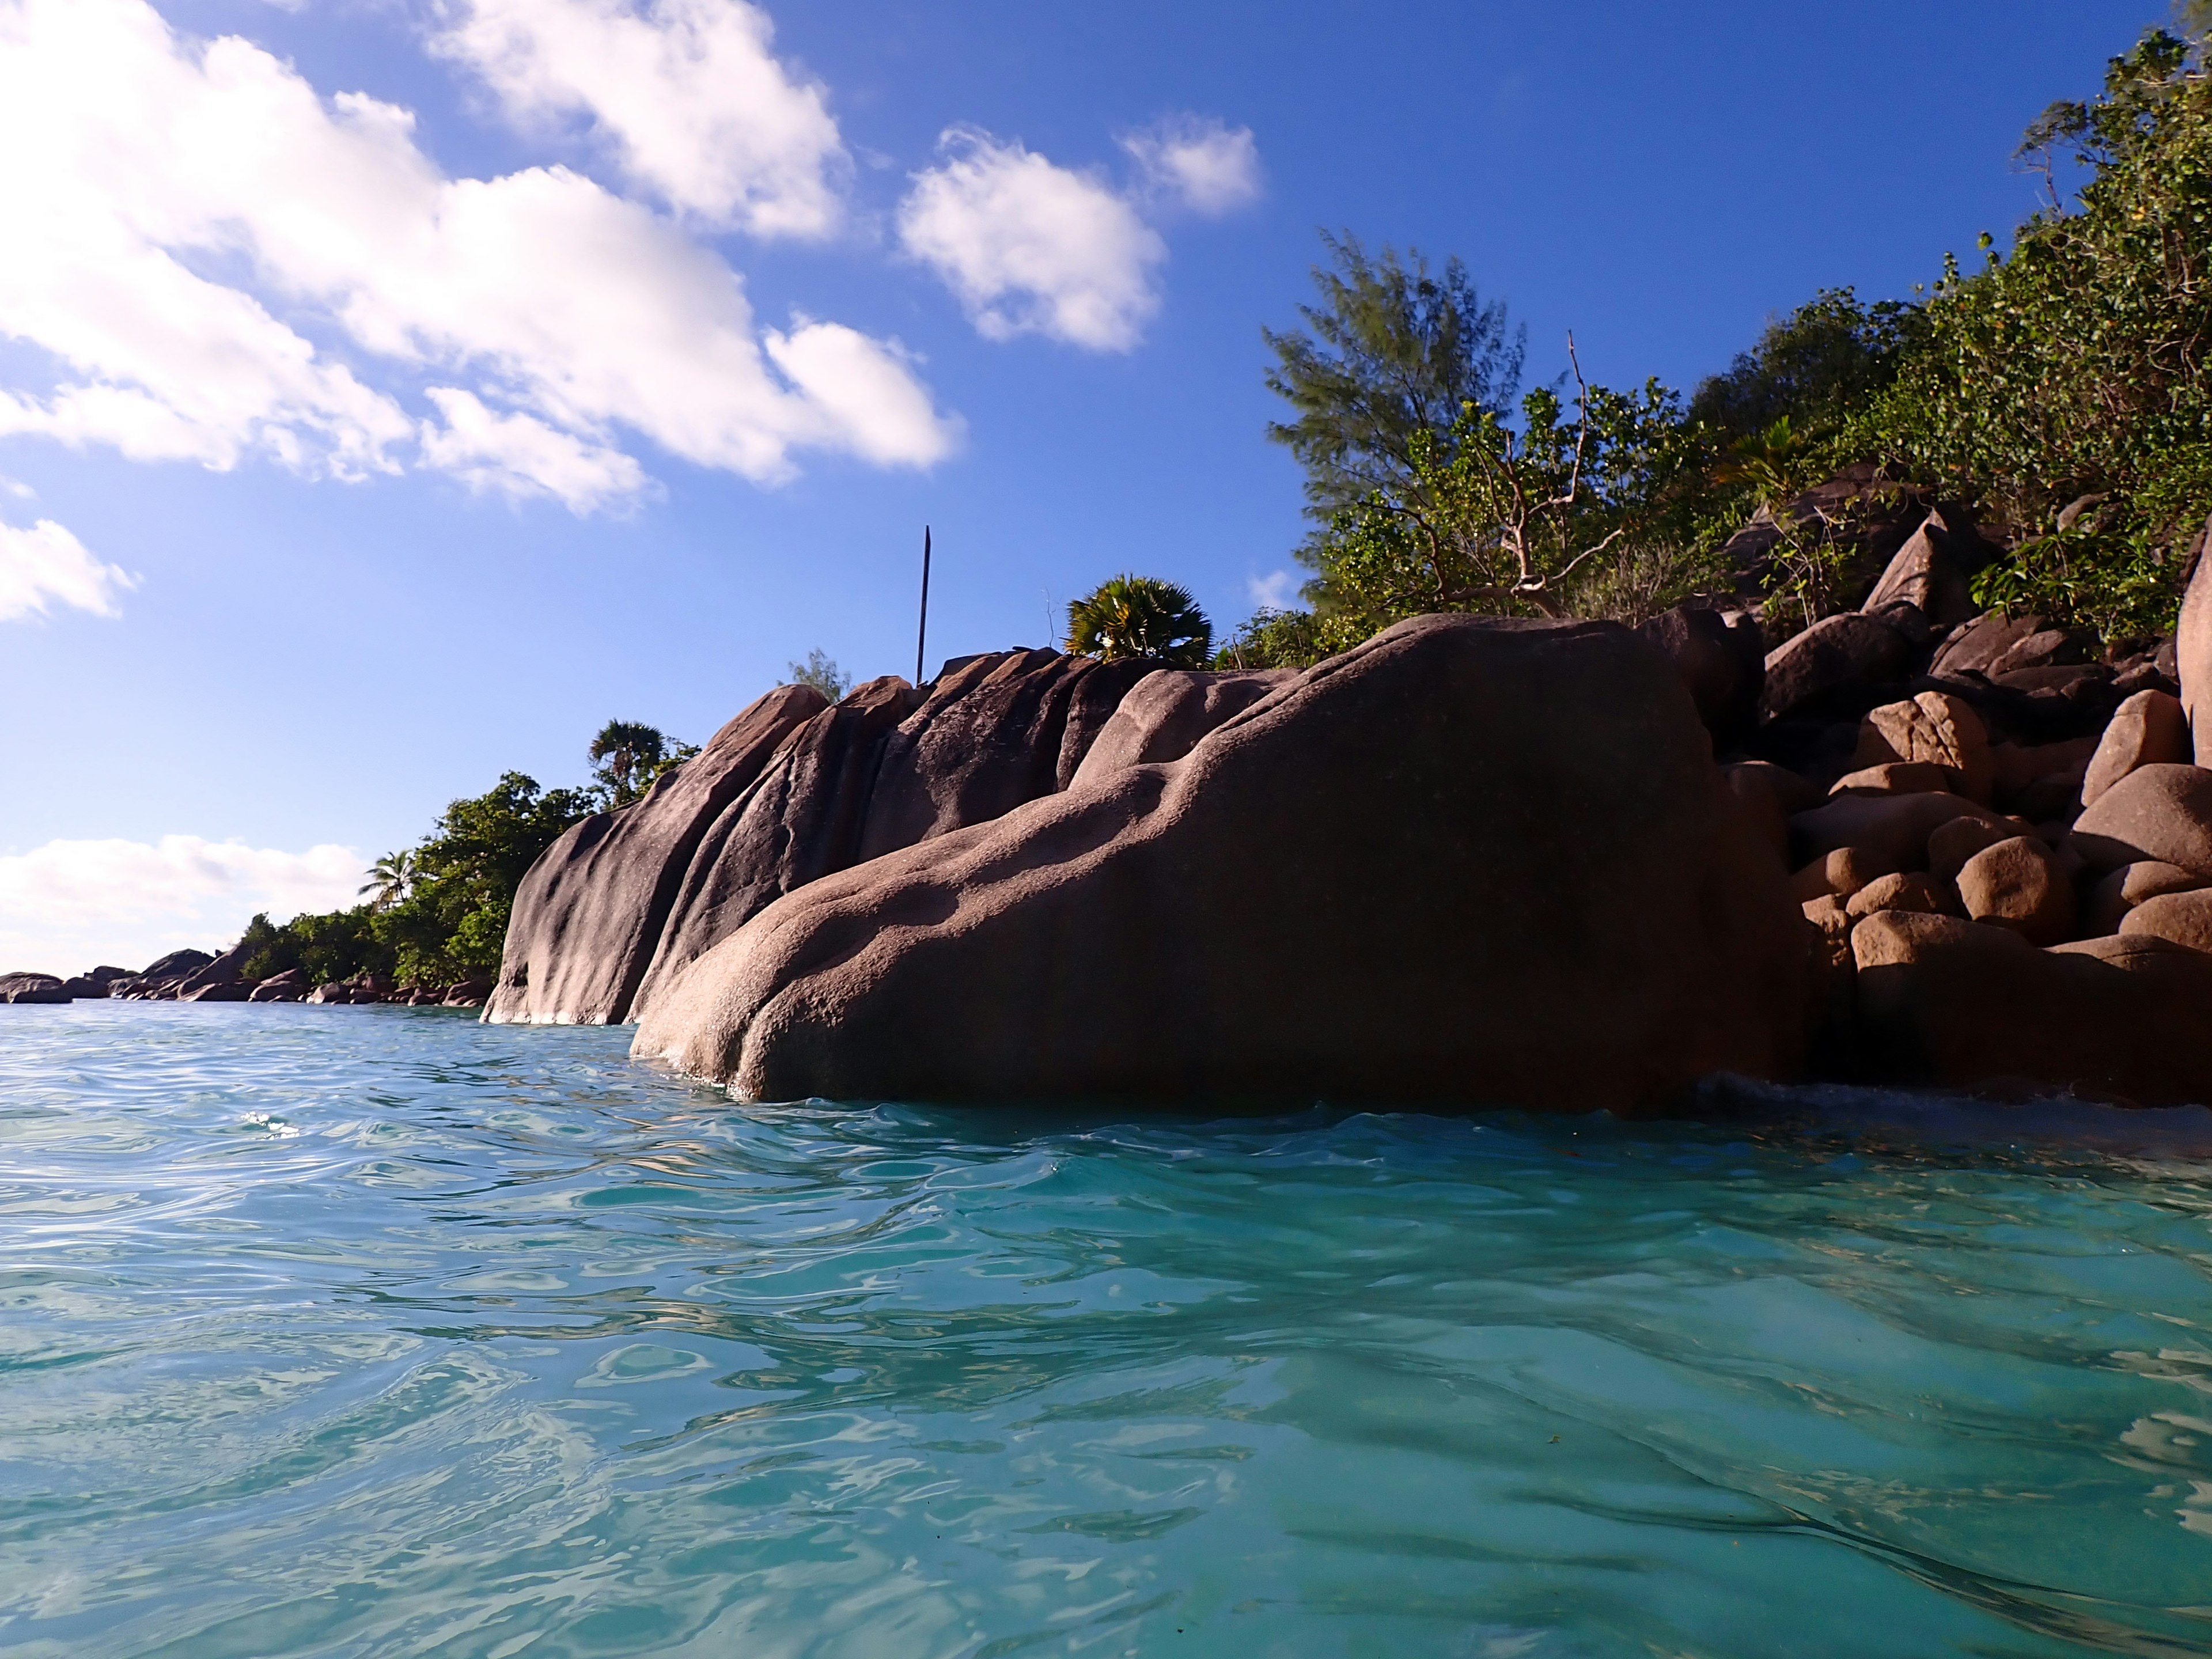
[1,955,488,1007]
[24,501,2212,1112]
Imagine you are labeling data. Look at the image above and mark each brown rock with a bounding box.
[1989,628,2083,676]
[1759,612,1912,722]
[1070,668,1298,786]
[1859,511,1983,629]
[1829,761,1959,797]
[630,676,926,1020]
[1992,737,2101,800]
[1791,790,2011,871]
[1955,836,2074,944]
[637,615,1810,1114]
[0,972,69,1004]
[861,652,1152,859]
[1788,846,1896,903]
[1927,815,2018,881]
[1845,871,1959,921]
[1851,911,2212,1103]
[2085,859,2210,934]
[2068,763,2212,874]
[2177,513,2212,765]
[1857,691,1994,801]
[185,983,254,1002]
[2121,889,2212,955]
[487,683,828,1027]
[1726,762,1823,860]
[1802,895,1853,972]
[2081,690,2191,807]
[1931,612,2043,679]
[307,982,349,1004]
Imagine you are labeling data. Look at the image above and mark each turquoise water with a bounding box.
[3,1007,2211,1658]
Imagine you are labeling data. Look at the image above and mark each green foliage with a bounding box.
[1291,366,1730,645]
[1264,232,1524,527]
[589,720,696,808]
[1210,607,1342,670]
[786,648,852,701]
[1858,28,2212,642]
[1066,575,1213,666]
[358,850,415,911]
[1688,289,1925,448]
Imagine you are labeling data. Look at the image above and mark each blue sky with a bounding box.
[0,0,2162,969]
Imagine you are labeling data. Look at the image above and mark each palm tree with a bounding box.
[359,851,416,911]
[1065,575,1213,667]
[588,719,670,807]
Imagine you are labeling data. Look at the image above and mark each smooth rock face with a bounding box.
[1850,911,2212,1103]
[487,685,828,1026]
[1956,836,2074,944]
[1789,846,1896,902]
[2085,859,2210,934]
[1829,761,1957,797]
[176,942,253,994]
[2081,689,2191,807]
[1927,816,2016,881]
[636,615,1810,1115]
[2120,889,2212,954]
[859,652,1109,860]
[629,676,925,1020]
[1070,668,1298,787]
[139,949,211,982]
[2068,763,2212,874]
[1759,613,1912,722]
[2180,515,2212,764]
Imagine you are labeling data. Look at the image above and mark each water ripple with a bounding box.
[0,1001,2209,1656]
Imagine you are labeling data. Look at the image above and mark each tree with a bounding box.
[1264,232,1525,527]
[358,850,416,911]
[1066,575,1213,666]
[1687,289,1923,447]
[787,649,852,700]
[1859,26,2212,642]
[588,720,671,808]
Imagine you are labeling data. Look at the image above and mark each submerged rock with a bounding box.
[635,615,1810,1115]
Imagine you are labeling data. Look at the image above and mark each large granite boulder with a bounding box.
[486,684,826,1025]
[138,949,211,984]
[1850,911,2212,1103]
[857,652,1151,861]
[0,972,69,1004]
[1070,668,1298,786]
[628,676,924,1019]
[2177,520,2212,766]
[1860,506,1998,631]
[635,615,1811,1115]
[1759,613,1912,722]
[2082,689,2191,806]
[2069,763,2212,874]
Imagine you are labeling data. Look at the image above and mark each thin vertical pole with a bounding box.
[914,525,932,686]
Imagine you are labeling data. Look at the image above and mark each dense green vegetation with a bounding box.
[235,723,696,989]
[1234,21,2212,663]
[1066,575,1214,666]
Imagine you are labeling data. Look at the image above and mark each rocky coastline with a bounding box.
[24,501,2212,1113]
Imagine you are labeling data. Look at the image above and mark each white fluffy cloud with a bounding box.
[1246,569,1297,611]
[0,835,363,973]
[897,127,1166,353]
[0,518,136,622]
[435,0,848,237]
[1122,116,1262,216]
[0,0,956,508]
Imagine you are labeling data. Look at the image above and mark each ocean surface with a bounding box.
[3,1005,2211,1658]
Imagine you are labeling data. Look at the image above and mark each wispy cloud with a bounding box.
[1247,569,1298,611]
[0,834,363,974]
[0,517,135,621]
[1122,115,1262,216]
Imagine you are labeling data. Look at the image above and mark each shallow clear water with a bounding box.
[3,1006,2211,1657]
